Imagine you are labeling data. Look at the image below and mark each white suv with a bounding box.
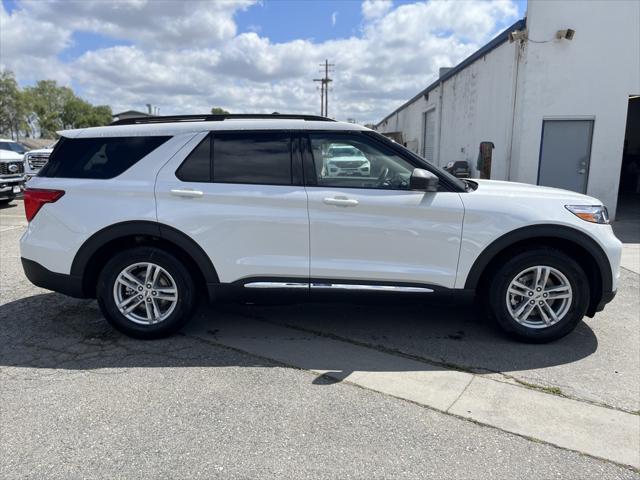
[20,114,622,342]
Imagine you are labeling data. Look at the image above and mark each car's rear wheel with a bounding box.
[97,247,197,339]
[486,248,590,343]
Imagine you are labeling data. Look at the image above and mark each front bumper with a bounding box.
[0,176,25,198]
[591,289,617,316]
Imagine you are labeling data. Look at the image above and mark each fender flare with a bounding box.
[70,220,219,287]
[464,224,612,294]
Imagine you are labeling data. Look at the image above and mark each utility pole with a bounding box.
[313,77,324,116]
[313,59,334,117]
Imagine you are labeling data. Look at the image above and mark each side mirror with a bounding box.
[409,168,439,192]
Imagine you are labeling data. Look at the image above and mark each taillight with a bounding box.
[24,188,65,222]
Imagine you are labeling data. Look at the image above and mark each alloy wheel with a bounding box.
[112,262,179,325]
[505,265,573,329]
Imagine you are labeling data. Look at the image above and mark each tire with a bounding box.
[485,248,590,343]
[0,196,15,205]
[97,246,197,339]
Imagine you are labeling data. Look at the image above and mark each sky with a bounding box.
[0,0,526,124]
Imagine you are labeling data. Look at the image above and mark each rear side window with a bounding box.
[176,134,211,182]
[39,136,170,179]
[212,132,291,185]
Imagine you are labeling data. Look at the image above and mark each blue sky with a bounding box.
[1,0,526,122]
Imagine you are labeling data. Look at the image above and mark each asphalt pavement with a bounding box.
[1,200,638,479]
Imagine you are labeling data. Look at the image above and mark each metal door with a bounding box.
[538,119,593,193]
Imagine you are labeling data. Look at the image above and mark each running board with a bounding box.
[243,282,433,293]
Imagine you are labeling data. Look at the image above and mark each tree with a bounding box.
[23,80,67,137]
[0,70,113,138]
[211,107,230,115]
[23,80,113,136]
[0,70,27,139]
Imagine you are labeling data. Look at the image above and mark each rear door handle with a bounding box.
[170,189,204,198]
[323,197,359,207]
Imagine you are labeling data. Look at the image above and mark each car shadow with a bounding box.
[0,292,598,382]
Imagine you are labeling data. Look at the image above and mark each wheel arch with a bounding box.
[464,225,612,317]
[71,221,219,299]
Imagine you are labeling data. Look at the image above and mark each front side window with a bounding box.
[213,132,291,185]
[39,136,170,179]
[308,133,415,190]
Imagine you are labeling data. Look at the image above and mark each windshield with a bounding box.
[0,142,28,154]
[363,131,468,191]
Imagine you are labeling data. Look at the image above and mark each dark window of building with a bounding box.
[176,135,211,182]
[39,136,171,179]
[212,132,291,185]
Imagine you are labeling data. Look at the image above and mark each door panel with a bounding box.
[303,131,464,288]
[155,131,309,283]
[538,119,593,193]
[306,188,464,288]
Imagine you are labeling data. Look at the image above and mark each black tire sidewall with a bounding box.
[488,249,590,343]
[97,247,196,339]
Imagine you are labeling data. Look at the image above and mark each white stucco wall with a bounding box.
[438,41,516,177]
[511,0,640,217]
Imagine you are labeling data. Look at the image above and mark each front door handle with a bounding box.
[170,188,204,198]
[323,197,359,207]
[577,169,586,175]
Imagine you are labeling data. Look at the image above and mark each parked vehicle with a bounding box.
[24,145,54,179]
[323,144,371,177]
[20,114,621,342]
[444,160,471,178]
[0,139,27,204]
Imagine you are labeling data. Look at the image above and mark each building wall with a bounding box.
[511,0,640,217]
[379,92,438,157]
[377,0,640,217]
[438,41,516,177]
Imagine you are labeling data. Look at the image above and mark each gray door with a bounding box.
[422,109,435,163]
[538,119,593,193]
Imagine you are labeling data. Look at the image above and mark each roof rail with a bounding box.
[110,113,336,126]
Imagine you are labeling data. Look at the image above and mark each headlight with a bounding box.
[565,205,610,224]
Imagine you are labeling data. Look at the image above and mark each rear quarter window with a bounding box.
[39,136,171,179]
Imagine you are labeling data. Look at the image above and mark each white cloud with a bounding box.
[362,0,393,21]
[1,0,520,123]
[0,2,71,83]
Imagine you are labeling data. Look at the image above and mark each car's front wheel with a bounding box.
[97,247,197,339]
[486,248,590,343]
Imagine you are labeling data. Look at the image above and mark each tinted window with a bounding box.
[176,135,211,182]
[213,132,291,185]
[39,136,170,179]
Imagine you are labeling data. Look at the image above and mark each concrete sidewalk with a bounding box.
[187,316,640,469]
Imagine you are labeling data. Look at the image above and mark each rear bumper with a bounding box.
[21,257,86,298]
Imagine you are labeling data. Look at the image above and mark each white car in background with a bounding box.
[324,144,370,177]
[24,145,54,179]
[0,139,27,204]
